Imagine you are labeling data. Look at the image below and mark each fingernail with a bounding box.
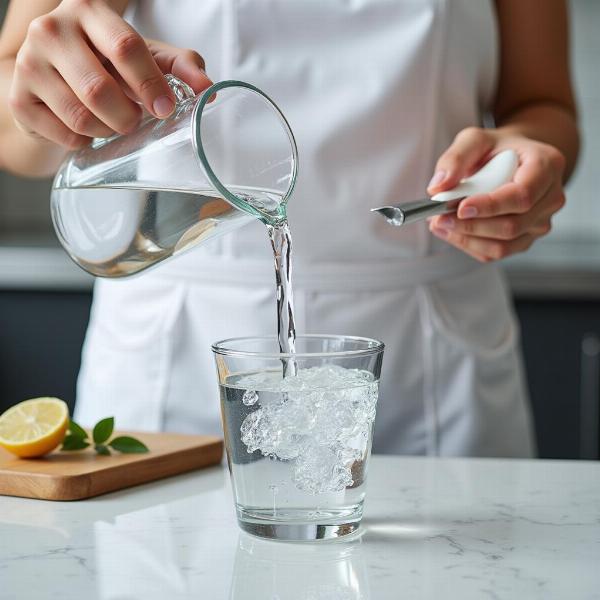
[438,215,455,229]
[460,206,478,219]
[428,170,446,189]
[431,226,449,239]
[153,95,175,118]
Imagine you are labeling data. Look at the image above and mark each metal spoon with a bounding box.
[371,149,519,227]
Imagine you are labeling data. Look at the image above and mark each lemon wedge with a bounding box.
[0,397,69,457]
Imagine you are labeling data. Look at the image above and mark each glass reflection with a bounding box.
[230,533,370,600]
[92,468,235,599]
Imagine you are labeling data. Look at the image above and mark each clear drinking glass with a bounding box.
[51,76,298,278]
[212,335,385,541]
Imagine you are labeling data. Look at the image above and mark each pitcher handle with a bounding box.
[164,74,196,106]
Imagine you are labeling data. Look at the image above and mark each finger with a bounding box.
[79,5,176,118]
[171,50,212,92]
[24,10,142,134]
[457,147,560,220]
[104,44,212,103]
[511,149,560,208]
[50,39,142,134]
[430,226,535,261]
[10,91,89,149]
[31,70,115,139]
[150,44,213,94]
[431,213,526,241]
[427,127,495,194]
[457,151,556,220]
[529,184,565,236]
[433,211,539,241]
[433,182,563,240]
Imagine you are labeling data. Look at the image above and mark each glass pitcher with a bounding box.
[51,76,298,278]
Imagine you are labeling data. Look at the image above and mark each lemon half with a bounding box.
[0,397,69,457]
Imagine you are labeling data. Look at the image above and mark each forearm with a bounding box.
[494,101,579,181]
[0,57,67,177]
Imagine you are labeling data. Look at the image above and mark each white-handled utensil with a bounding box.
[371,149,519,226]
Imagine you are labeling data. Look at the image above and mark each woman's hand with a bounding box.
[8,0,212,150]
[427,127,566,262]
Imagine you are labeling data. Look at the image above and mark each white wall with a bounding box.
[557,0,600,239]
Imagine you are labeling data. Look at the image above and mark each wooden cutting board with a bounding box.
[0,431,223,501]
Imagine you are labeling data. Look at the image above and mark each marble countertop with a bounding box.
[1,456,599,599]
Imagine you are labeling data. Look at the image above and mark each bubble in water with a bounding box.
[242,390,259,406]
[237,366,378,494]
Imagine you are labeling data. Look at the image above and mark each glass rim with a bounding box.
[192,79,299,223]
[211,334,385,359]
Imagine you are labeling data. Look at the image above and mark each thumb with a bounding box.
[427,127,496,195]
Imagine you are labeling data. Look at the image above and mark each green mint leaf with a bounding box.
[95,444,111,456]
[68,419,88,440]
[109,436,149,454]
[61,435,90,451]
[93,417,114,444]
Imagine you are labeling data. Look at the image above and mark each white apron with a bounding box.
[75,0,535,457]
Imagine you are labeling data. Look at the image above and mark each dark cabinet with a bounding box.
[0,290,92,415]
[514,299,600,460]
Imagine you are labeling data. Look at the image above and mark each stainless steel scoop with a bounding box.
[371,150,518,226]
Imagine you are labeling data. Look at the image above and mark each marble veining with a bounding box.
[1,457,599,599]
